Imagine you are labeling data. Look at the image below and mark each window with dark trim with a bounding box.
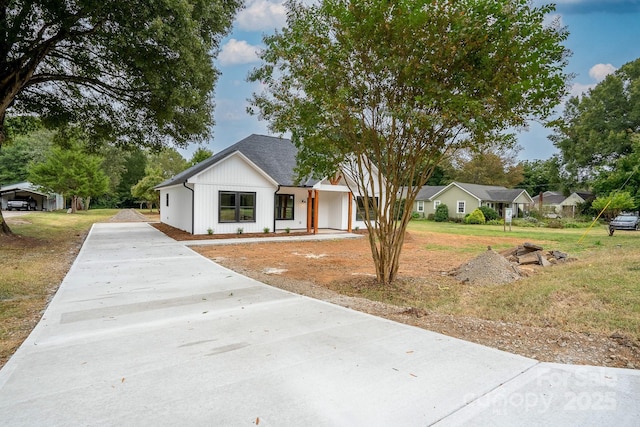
[219,191,256,223]
[275,194,294,220]
[356,196,378,221]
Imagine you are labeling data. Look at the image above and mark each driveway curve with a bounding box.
[0,223,638,426]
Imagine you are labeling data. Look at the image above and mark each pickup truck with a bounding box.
[6,199,37,211]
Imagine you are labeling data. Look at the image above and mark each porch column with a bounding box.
[348,192,353,232]
[313,189,319,234]
[306,189,312,233]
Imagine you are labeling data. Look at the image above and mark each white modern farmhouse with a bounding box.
[155,134,379,235]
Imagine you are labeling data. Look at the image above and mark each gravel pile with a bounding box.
[108,209,150,222]
[454,248,522,285]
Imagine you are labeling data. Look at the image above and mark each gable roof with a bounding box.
[156,134,318,189]
[530,191,566,205]
[423,182,531,203]
[0,181,50,197]
[416,185,446,200]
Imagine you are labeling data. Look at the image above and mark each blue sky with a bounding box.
[180,0,640,162]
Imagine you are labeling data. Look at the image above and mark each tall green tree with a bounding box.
[519,157,564,196]
[0,127,54,184]
[591,137,640,202]
[0,0,241,234]
[149,148,189,179]
[28,143,109,213]
[131,167,164,211]
[592,191,637,220]
[249,0,569,285]
[551,58,640,182]
[112,148,148,208]
[454,150,524,188]
[189,147,214,166]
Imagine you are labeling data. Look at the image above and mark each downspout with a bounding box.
[273,185,281,234]
[183,181,194,234]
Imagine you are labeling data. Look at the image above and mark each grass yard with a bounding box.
[0,209,116,367]
[402,220,640,339]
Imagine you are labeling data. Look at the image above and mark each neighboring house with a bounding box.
[560,191,593,218]
[155,134,381,235]
[409,181,533,219]
[407,185,446,218]
[0,182,64,211]
[530,191,566,218]
[531,190,593,218]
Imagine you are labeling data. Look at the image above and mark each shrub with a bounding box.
[263,227,270,233]
[434,204,449,222]
[512,219,537,227]
[427,213,435,221]
[284,227,291,234]
[547,219,564,229]
[465,208,486,224]
[207,228,214,235]
[411,211,421,220]
[478,206,499,221]
[486,219,504,225]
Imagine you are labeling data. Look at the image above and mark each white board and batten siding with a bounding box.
[159,184,193,233]
[190,153,277,235]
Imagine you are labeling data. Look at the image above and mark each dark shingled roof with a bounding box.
[416,185,446,200]
[156,134,318,189]
[530,191,566,205]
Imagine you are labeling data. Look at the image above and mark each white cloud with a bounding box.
[236,0,287,31]
[589,63,617,81]
[569,64,618,97]
[218,39,261,66]
[569,82,596,97]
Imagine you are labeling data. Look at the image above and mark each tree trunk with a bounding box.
[0,210,13,235]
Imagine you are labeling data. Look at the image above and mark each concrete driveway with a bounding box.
[0,223,638,426]
[1,210,33,218]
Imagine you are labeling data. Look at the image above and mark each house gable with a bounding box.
[191,151,278,188]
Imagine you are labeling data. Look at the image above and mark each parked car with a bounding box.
[6,198,37,211]
[608,213,640,235]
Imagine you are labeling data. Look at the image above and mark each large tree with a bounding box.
[149,147,189,179]
[29,142,109,213]
[519,158,560,196]
[0,125,53,184]
[131,166,164,211]
[249,0,569,285]
[551,58,640,183]
[453,148,524,188]
[0,0,241,234]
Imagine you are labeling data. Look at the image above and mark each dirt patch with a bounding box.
[184,231,639,370]
[151,221,317,240]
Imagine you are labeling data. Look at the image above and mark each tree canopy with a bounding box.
[249,0,569,284]
[551,58,640,181]
[453,149,524,188]
[131,166,164,211]
[29,141,109,212]
[0,0,241,149]
[189,147,214,166]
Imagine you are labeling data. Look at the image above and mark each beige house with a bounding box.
[531,191,593,218]
[410,182,533,220]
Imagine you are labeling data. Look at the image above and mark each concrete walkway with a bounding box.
[0,223,638,426]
